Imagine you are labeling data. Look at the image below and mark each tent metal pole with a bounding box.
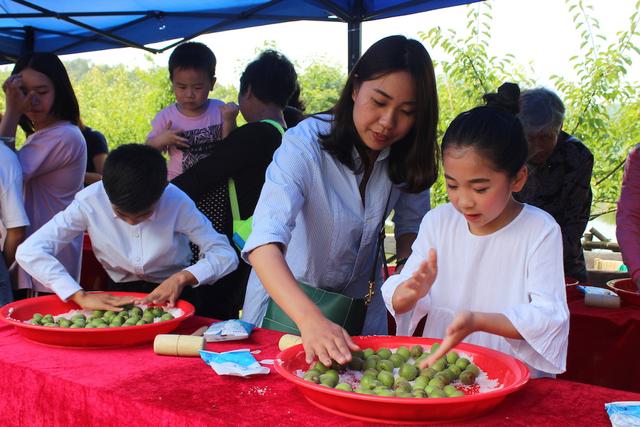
[347,20,361,73]
[23,26,34,54]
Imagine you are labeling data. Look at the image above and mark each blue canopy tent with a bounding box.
[0,0,480,69]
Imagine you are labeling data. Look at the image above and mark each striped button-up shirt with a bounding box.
[241,115,429,334]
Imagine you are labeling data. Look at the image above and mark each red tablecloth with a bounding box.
[1,316,639,427]
[560,286,640,392]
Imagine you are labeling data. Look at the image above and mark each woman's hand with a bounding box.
[298,313,361,366]
[139,271,195,307]
[70,290,135,311]
[419,310,476,369]
[2,75,31,114]
[391,249,437,314]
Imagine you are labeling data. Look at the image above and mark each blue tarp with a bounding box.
[0,1,480,63]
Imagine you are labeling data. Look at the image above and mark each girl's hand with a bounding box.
[419,310,476,369]
[70,290,135,311]
[298,313,360,367]
[391,249,437,314]
[2,75,32,115]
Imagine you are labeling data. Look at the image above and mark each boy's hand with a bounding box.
[391,249,437,314]
[419,311,476,369]
[154,121,189,149]
[220,102,240,122]
[70,290,135,311]
[139,271,196,307]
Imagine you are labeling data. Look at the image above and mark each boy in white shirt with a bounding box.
[0,137,29,306]
[16,144,238,311]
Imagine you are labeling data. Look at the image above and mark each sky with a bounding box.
[58,0,639,90]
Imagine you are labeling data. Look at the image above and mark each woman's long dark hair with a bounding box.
[319,35,439,193]
[11,52,80,135]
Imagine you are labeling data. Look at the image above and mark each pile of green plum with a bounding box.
[26,305,175,328]
[302,343,481,398]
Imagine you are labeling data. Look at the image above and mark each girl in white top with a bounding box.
[382,83,569,378]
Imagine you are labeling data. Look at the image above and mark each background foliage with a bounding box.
[1,0,638,217]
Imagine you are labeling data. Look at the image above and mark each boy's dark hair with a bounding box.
[102,144,168,214]
[168,42,216,82]
[239,50,298,109]
[12,52,80,135]
[319,35,439,193]
[442,83,528,177]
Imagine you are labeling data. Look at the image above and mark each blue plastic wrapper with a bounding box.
[605,401,640,427]
[200,349,270,377]
[577,285,617,296]
[203,319,255,342]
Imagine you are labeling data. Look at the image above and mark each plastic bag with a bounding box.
[204,319,254,342]
[200,349,270,377]
[605,401,640,427]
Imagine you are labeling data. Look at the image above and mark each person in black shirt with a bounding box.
[81,123,108,186]
[515,87,593,282]
[172,50,298,319]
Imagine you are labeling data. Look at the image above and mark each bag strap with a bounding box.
[228,178,241,221]
[227,119,285,220]
[363,190,393,305]
[260,119,285,135]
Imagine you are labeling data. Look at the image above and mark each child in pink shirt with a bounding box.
[146,42,238,179]
[0,52,86,294]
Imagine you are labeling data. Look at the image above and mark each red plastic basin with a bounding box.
[607,278,640,306]
[0,292,195,348]
[274,336,529,424]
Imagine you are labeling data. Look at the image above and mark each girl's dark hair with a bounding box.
[319,35,439,193]
[239,50,298,109]
[169,41,216,83]
[11,52,80,135]
[442,82,527,177]
[103,144,168,214]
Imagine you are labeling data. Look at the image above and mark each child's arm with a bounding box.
[70,291,135,312]
[391,249,437,314]
[139,187,238,308]
[146,120,189,151]
[419,311,523,369]
[220,102,239,138]
[15,201,135,310]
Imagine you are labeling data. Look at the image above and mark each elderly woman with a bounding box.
[515,88,593,283]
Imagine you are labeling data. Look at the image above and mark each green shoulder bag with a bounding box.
[261,192,392,336]
[228,119,285,251]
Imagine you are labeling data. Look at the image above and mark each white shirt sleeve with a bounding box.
[501,222,569,374]
[16,199,87,300]
[0,160,29,229]
[175,195,238,286]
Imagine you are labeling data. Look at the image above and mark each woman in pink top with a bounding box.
[617,144,640,290]
[1,52,86,294]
